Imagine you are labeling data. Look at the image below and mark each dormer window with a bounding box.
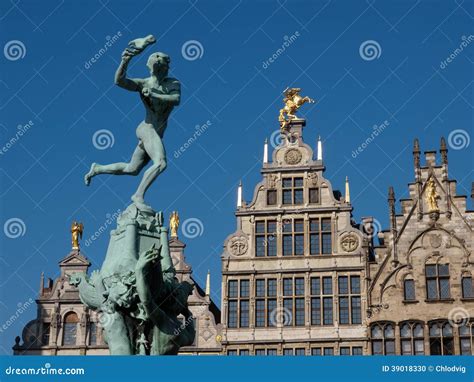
[282,177,303,205]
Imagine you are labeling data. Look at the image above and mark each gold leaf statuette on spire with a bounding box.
[169,211,180,238]
[278,87,315,131]
[71,221,84,250]
[426,178,440,212]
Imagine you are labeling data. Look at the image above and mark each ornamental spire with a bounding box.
[317,136,323,161]
[263,138,268,164]
[205,270,211,296]
[345,176,350,203]
[237,181,243,208]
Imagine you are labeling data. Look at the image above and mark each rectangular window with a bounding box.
[352,347,363,355]
[295,348,306,356]
[283,298,293,326]
[295,298,305,326]
[227,350,238,356]
[256,279,265,297]
[255,349,265,356]
[240,300,249,327]
[267,299,276,327]
[426,264,450,300]
[404,279,416,300]
[323,297,333,325]
[282,177,304,205]
[339,297,349,325]
[338,275,361,325]
[310,218,332,255]
[283,348,294,356]
[323,347,334,356]
[255,220,277,257]
[239,350,249,356]
[255,278,277,328]
[340,347,350,355]
[309,188,319,204]
[89,322,97,345]
[255,300,265,327]
[311,276,333,326]
[228,300,237,328]
[462,277,473,298]
[228,280,238,298]
[240,280,250,298]
[267,349,278,356]
[63,323,77,346]
[283,219,305,256]
[267,190,277,205]
[311,348,322,356]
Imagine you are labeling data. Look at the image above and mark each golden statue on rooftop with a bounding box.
[425,178,440,212]
[169,211,180,238]
[71,221,84,250]
[278,87,315,131]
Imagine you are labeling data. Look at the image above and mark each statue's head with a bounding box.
[147,52,170,75]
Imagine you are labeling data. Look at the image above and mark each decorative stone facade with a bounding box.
[367,139,474,355]
[13,236,222,355]
[220,119,370,355]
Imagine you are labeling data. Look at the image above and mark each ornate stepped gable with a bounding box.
[221,118,371,356]
[368,138,474,355]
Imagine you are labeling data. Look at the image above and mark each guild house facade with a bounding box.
[13,115,473,356]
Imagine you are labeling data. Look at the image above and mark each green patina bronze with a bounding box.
[70,35,195,355]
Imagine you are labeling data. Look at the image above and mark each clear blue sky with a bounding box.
[0,0,472,354]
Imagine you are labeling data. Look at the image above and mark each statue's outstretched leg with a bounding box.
[131,126,166,211]
[84,144,150,186]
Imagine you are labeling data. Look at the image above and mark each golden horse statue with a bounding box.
[278,87,315,131]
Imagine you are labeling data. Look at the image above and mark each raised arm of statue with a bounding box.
[114,52,144,92]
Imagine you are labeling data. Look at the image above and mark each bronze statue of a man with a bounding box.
[84,35,180,212]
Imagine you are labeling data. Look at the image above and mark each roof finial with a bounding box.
[263,138,269,164]
[440,137,448,165]
[205,270,211,296]
[413,138,420,169]
[345,176,350,203]
[317,136,323,161]
[237,181,243,208]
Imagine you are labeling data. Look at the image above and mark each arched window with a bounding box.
[370,322,395,355]
[63,312,79,346]
[429,321,453,355]
[400,322,424,355]
[459,322,473,355]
